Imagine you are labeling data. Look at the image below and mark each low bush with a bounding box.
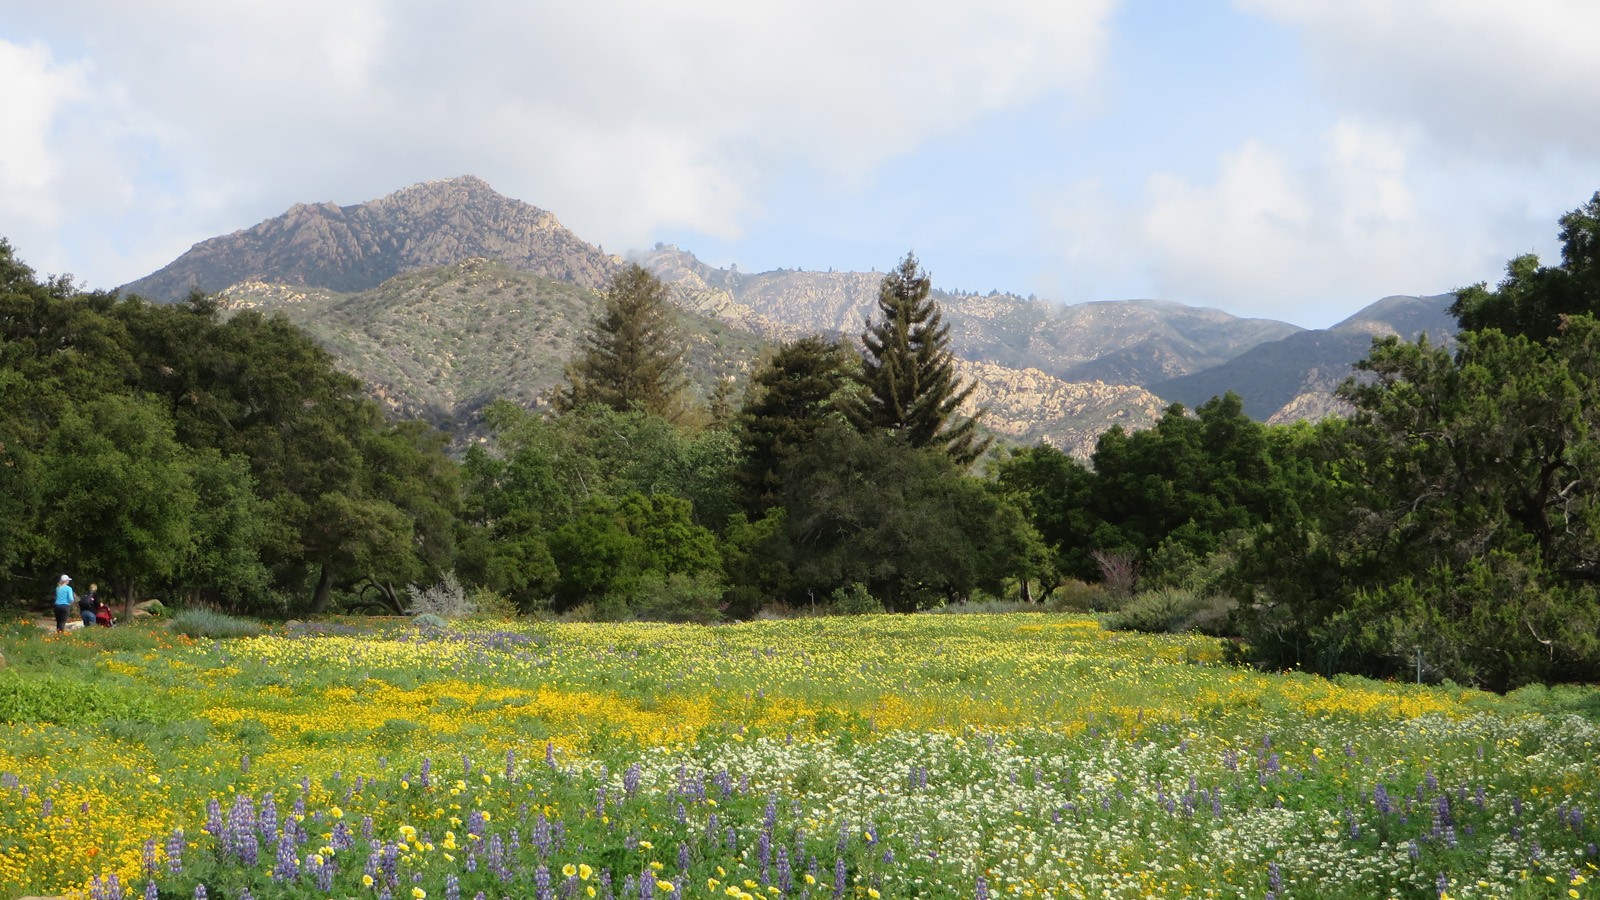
[1047,579,1114,613]
[169,608,266,640]
[611,572,725,624]
[1102,588,1234,635]
[407,572,476,619]
[830,583,884,616]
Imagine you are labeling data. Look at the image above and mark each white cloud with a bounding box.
[0,39,85,268]
[2,1,1118,287]
[1239,0,1600,159]
[1046,121,1512,325]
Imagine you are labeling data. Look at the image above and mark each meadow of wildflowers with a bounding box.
[0,613,1596,899]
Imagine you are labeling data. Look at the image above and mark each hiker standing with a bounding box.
[80,583,100,628]
[53,575,75,633]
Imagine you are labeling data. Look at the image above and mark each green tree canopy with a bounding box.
[734,336,854,514]
[1451,191,1600,341]
[554,264,690,423]
[843,253,989,466]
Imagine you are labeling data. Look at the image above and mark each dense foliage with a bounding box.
[9,187,1600,691]
[0,243,457,615]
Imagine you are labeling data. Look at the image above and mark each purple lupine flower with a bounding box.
[1436,873,1448,898]
[239,890,253,900]
[1375,784,1392,815]
[1408,841,1420,860]
[1268,863,1281,893]
[624,763,642,796]
[259,793,279,842]
[545,742,557,768]
[107,874,123,900]
[41,797,52,817]
[193,886,207,900]
[975,875,990,900]
[143,838,158,876]
[445,873,461,900]
[706,813,720,843]
[272,832,300,881]
[533,813,552,856]
[313,854,335,892]
[678,842,692,873]
[466,809,486,838]
[759,830,772,884]
[204,794,224,832]
[726,826,738,854]
[237,832,260,868]
[331,821,355,851]
[776,846,793,895]
[143,880,158,900]
[505,749,517,782]
[91,875,105,900]
[833,856,847,900]
[640,872,654,899]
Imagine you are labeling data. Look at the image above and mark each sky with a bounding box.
[3,1,1598,328]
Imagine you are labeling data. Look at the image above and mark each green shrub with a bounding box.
[467,586,519,621]
[1102,588,1234,635]
[610,572,725,624]
[1047,579,1113,613]
[0,670,179,725]
[412,613,447,630]
[830,583,884,616]
[169,608,266,640]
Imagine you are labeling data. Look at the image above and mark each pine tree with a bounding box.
[845,252,990,466]
[735,336,853,513]
[554,264,689,422]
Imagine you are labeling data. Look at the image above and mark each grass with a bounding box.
[0,613,1595,898]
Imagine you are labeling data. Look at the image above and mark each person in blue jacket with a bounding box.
[53,574,75,633]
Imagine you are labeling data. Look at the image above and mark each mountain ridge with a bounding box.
[119,175,1456,440]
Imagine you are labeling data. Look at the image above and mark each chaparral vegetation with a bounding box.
[6,195,1600,898]
[1,613,1597,899]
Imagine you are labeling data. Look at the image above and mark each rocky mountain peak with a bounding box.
[121,176,620,301]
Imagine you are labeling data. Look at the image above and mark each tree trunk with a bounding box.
[311,562,335,614]
[1019,577,1033,604]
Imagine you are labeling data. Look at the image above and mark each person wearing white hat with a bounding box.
[53,575,75,633]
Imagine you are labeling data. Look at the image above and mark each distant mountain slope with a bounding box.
[1153,294,1458,421]
[642,245,1302,386]
[122,176,623,300]
[219,260,1156,456]
[219,259,760,425]
[954,360,1164,456]
[122,175,1414,442]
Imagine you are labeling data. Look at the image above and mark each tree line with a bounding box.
[6,191,1600,689]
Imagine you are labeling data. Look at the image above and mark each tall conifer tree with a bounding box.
[846,252,989,466]
[555,264,688,423]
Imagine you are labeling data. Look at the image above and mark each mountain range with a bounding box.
[121,176,1461,455]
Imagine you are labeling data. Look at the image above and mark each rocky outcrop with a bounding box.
[122,176,624,301]
[953,359,1165,458]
